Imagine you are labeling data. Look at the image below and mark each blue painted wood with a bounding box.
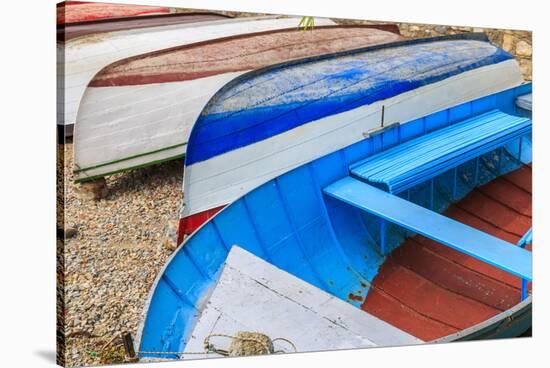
[516,228,532,301]
[323,177,532,280]
[518,228,532,249]
[521,279,529,301]
[140,83,532,356]
[350,110,531,193]
[185,35,513,166]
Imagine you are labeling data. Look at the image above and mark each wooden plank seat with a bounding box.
[350,110,532,194]
[323,177,532,281]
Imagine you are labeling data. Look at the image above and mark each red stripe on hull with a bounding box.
[362,166,532,340]
[58,2,170,25]
[59,13,229,42]
[177,205,226,244]
[90,26,403,87]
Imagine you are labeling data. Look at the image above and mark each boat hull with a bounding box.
[180,34,524,237]
[58,16,334,130]
[72,25,401,181]
[58,12,231,42]
[57,1,171,25]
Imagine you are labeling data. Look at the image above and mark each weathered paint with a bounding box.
[361,167,532,340]
[60,16,334,128]
[181,36,525,231]
[186,36,513,165]
[180,246,420,359]
[72,25,400,181]
[137,83,532,357]
[58,12,231,42]
[57,1,170,25]
[90,25,403,86]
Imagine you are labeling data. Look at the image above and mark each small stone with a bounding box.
[473,27,484,33]
[515,40,532,57]
[65,227,78,238]
[434,25,448,33]
[502,34,515,52]
[409,25,420,32]
[76,178,109,200]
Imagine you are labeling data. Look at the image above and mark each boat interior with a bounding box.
[138,83,532,356]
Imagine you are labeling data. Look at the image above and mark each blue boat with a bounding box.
[137,34,532,360]
[178,33,525,239]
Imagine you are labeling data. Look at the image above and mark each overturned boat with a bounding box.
[135,34,532,359]
[58,11,231,42]
[72,24,401,181]
[57,1,173,25]
[178,33,525,239]
[58,16,333,138]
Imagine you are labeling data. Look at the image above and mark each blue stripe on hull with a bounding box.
[186,37,513,165]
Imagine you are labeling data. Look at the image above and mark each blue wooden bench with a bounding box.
[350,110,532,194]
[324,177,532,281]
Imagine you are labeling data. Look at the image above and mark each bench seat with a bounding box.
[324,177,532,281]
[350,110,531,194]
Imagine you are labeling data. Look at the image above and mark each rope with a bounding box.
[271,337,298,354]
[136,332,296,359]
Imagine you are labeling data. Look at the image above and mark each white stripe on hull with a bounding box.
[74,72,246,180]
[59,16,335,127]
[182,59,523,217]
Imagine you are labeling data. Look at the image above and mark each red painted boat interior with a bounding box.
[361,165,532,341]
[57,1,170,25]
[90,26,403,87]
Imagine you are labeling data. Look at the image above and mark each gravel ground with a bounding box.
[59,142,182,367]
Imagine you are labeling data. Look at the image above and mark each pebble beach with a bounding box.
[59,142,182,366]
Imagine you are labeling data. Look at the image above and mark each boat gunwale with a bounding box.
[430,296,532,343]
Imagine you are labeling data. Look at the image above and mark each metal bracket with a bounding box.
[363,122,400,138]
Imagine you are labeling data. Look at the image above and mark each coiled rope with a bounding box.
[136,332,297,359]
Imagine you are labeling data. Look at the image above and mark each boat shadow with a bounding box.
[105,159,184,198]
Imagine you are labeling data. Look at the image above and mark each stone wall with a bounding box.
[333,18,532,81]
[399,24,531,80]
